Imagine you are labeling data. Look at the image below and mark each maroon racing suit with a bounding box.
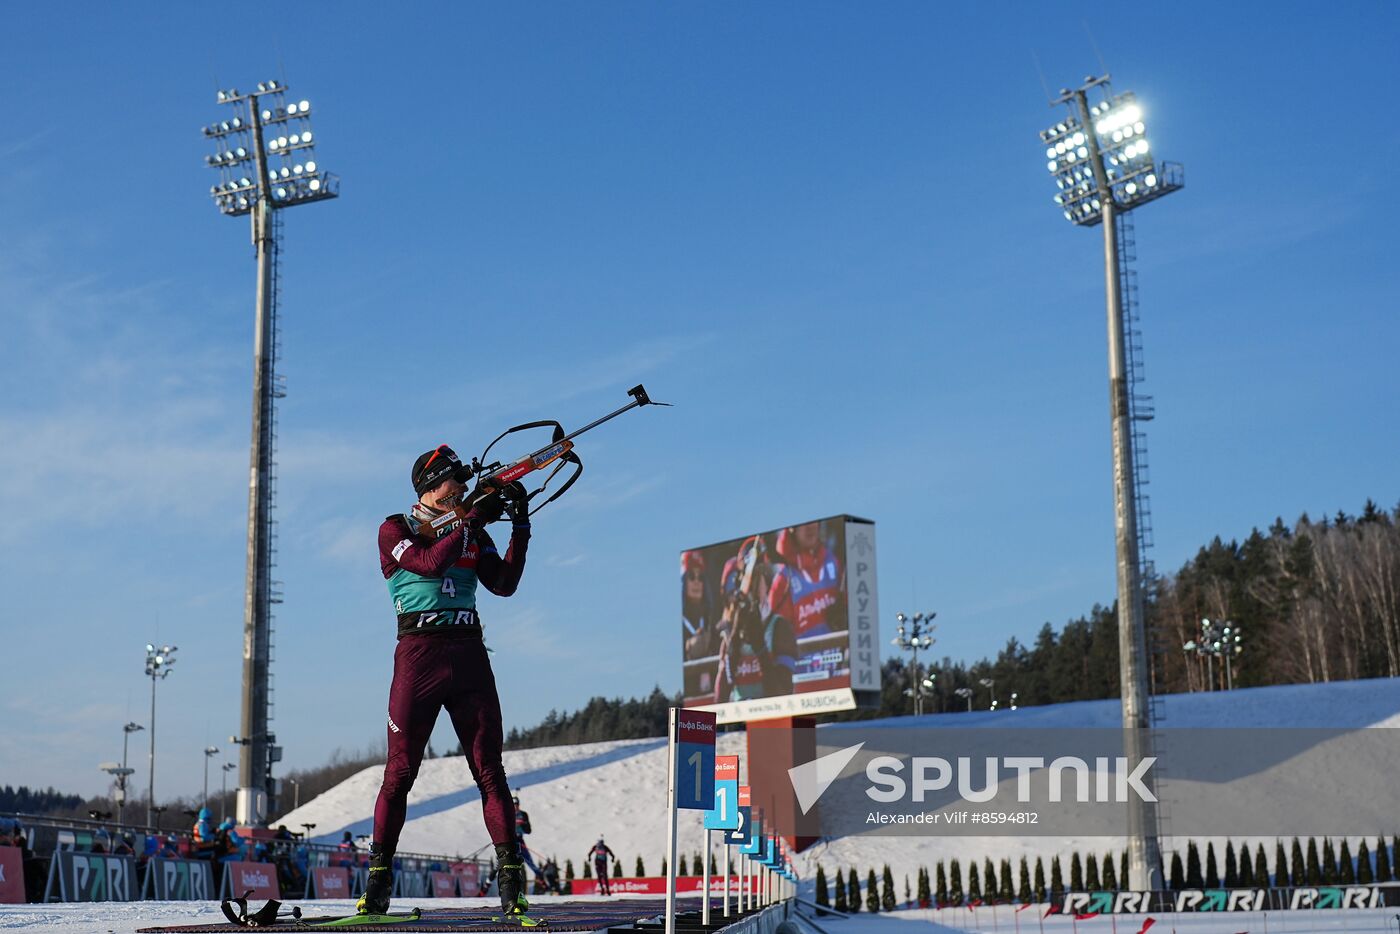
[373,504,530,856]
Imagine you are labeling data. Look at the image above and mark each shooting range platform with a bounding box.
[135,897,747,933]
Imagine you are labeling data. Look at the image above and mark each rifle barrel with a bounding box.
[559,398,645,446]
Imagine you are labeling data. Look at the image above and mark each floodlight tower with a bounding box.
[1039,74,1183,890]
[202,79,339,826]
[143,644,178,827]
[890,612,937,715]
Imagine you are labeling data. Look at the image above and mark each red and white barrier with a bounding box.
[0,846,24,904]
[571,875,760,896]
[309,867,350,899]
[220,860,280,900]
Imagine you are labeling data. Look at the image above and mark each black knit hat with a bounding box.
[412,445,471,495]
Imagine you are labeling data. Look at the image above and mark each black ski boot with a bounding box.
[357,843,393,916]
[495,843,529,916]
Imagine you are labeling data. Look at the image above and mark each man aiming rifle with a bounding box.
[361,386,665,921]
[362,445,533,919]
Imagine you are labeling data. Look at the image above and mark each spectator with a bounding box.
[158,834,180,859]
[275,846,305,895]
[216,818,244,864]
[337,830,358,868]
[253,841,271,864]
[275,824,296,841]
[91,829,110,854]
[191,808,220,861]
[14,824,45,904]
[114,833,136,856]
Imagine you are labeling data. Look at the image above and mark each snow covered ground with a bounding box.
[0,894,657,934]
[5,899,1400,934]
[22,681,1389,934]
[872,904,1400,932]
[274,677,1400,888]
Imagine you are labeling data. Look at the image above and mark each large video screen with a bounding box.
[681,515,879,723]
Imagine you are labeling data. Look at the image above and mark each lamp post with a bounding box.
[119,722,143,825]
[99,764,136,828]
[144,644,178,828]
[1187,619,1243,691]
[954,687,973,712]
[1039,75,1183,892]
[1010,692,1019,711]
[221,763,237,823]
[890,612,937,715]
[203,79,338,826]
[1182,637,1210,690]
[286,777,301,813]
[203,746,221,805]
[979,678,996,710]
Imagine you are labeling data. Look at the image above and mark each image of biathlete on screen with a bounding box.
[682,518,850,705]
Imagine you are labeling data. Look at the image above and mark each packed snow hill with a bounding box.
[279,678,1400,887]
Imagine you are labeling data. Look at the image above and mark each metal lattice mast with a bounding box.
[203,80,338,825]
[1040,74,1183,889]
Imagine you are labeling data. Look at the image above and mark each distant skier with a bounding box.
[512,792,540,875]
[538,857,563,895]
[361,444,534,919]
[589,837,616,895]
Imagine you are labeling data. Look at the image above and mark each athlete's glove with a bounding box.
[731,593,765,649]
[501,481,531,523]
[463,484,507,524]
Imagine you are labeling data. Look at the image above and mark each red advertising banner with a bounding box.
[571,876,758,896]
[0,846,24,904]
[310,867,350,899]
[224,861,280,900]
[431,872,459,897]
[715,755,739,781]
[738,785,751,807]
[677,710,716,744]
[450,861,481,894]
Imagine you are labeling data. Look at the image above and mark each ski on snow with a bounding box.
[219,892,547,928]
[219,892,422,927]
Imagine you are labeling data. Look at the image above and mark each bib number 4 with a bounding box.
[440,577,457,597]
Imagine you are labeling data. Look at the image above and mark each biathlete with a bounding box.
[361,444,533,919]
[588,837,616,895]
[512,792,541,875]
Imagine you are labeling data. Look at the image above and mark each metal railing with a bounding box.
[3,811,490,901]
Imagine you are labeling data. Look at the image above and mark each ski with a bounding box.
[217,895,422,928]
[489,914,548,927]
[300,907,423,927]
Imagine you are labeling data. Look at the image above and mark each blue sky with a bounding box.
[2,3,1397,802]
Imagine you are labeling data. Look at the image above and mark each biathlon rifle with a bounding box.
[417,384,670,539]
